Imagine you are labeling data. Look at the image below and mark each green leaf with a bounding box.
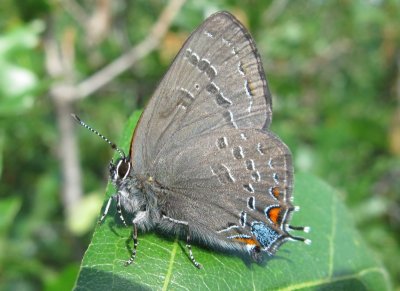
[74,113,390,290]
[0,130,4,178]
[0,196,21,235]
[0,196,22,264]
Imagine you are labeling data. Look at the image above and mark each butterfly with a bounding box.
[74,11,310,268]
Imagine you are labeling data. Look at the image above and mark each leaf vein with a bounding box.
[162,237,179,291]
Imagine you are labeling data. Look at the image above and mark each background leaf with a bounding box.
[74,114,390,290]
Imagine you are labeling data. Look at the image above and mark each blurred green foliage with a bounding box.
[0,0,399,290]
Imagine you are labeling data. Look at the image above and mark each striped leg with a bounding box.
[99,194,128,226]
[162,215,202,269]
[124,223,138,266]
[116,194,128,226]
[185,225,202,269]
[98,196,113,224]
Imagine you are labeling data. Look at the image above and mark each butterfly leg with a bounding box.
[98,194,128,226]
[99,194,137,266]
[116,194,128,226]
[98,196,113,224]
[185,226,202,269]
[124,223,138,266]
[162,215,202,269]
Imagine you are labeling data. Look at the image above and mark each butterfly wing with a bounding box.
[130,11,295,254]
[152,128,295,254]
[131,12,272,175]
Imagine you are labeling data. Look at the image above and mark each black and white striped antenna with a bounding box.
[71,114,126,159]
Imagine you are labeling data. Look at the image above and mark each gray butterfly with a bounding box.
[75,11,310,268]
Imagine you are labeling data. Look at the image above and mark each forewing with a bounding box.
[153,128,294,239]
[131,12,272,174]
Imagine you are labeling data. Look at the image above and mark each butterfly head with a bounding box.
[110,156,131,182]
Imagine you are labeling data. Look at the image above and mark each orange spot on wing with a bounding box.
[267,207,281,224]
[272,186,280,198]
[233,237,260,246]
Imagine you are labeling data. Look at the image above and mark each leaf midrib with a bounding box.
[162,238,179,291]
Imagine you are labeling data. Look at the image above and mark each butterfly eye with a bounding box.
[116,158,131,180]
